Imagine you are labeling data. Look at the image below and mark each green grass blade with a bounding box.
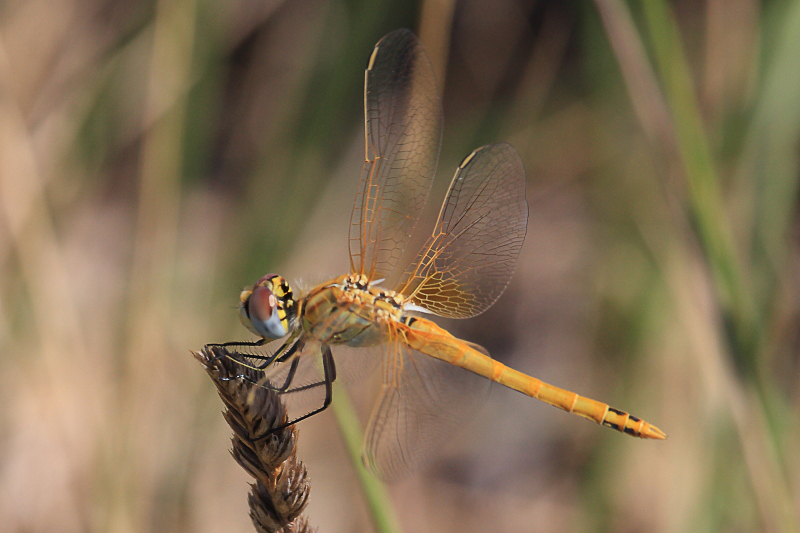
[332,383,402,533]
[640,0,760,375]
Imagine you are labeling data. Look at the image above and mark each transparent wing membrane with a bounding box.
[396,143,527,318]
[362,338,490,481]
[349,29,443,283]
[327,343,382,386]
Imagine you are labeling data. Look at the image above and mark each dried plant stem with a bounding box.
[193,347,313,533]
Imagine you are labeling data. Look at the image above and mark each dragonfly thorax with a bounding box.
[300,273,406,347]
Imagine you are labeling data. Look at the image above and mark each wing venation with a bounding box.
[349,29,443,283]
[395,143,527,318]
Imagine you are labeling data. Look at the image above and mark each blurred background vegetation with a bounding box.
[1,0,799,531]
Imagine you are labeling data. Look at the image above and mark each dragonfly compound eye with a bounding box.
[246,285,287,339]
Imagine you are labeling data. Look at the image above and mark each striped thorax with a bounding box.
[301,274,406,347]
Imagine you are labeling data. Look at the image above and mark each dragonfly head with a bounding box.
[238,274,296,339]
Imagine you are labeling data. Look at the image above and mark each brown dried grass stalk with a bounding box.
[193,346,313,533]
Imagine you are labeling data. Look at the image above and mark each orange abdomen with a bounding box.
[402,317,666,440]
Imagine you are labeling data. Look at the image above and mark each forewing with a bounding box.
[395,143,527,318]
[349,29,443,283]
[361,339,490,481]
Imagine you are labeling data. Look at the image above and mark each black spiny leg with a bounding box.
[218,342,307,393]
[208,335,300,371]
[206,338,266,350]
[254,345,337,439]
[271,356,301,392]
[271,347,333,393]
[205,338,266,366]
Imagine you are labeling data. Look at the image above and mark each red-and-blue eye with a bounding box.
[238,274,292,339]
[240,283,287,339]
[248,285,277,324]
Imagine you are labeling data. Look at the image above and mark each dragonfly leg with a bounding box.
[252,338,300,370]
[275,343,338,394]
[210,336,300,372]
[205,339,266,366]
[252,345,336,440]
[228,346,305,392]
[255,357,328,393]
[217,368,294,392]
[270,356,300,392]
[205,338,266,350]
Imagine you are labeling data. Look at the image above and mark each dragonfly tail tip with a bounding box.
[642,423,667,440]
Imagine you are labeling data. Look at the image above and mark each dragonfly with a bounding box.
[210,29,665,481]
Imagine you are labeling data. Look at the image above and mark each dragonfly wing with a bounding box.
[362,339,490,481]
[349,29,443,283]
[328,343,382,386]
[395,143,527,318]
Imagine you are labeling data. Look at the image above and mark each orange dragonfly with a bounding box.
[210,29,664,480]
